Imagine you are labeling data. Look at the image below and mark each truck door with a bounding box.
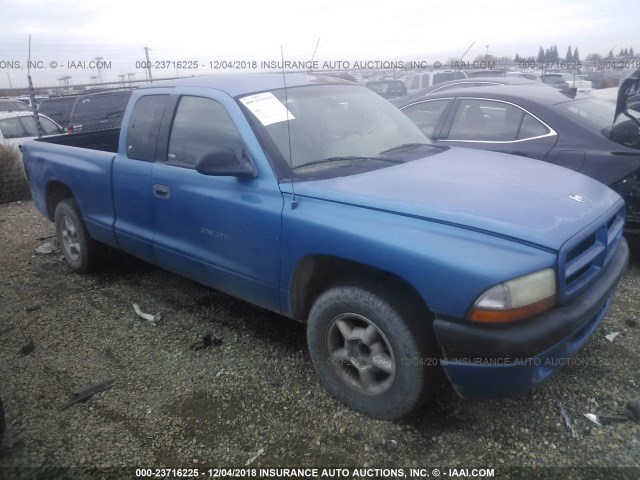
[112,94,169,263]
[151,94,284,312]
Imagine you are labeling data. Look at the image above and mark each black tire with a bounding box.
[307,283,440,420]
[54,199,104,273]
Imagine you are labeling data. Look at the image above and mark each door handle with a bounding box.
[153,184,171,199]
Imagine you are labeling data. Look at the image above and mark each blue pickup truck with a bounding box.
[22,74,629,420]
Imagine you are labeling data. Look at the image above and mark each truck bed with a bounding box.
[22,131,119,248]
[37,128,120,153]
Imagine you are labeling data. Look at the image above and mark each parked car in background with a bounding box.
[391,76,539,101]
[583,69,622,89]
[69,89,133,133]
[0,99,31,112]
[38,95,81,130]
[0,111,63,152]
[15,96,46,108]
[403,70,467,94]
[589,87,618,103]
[507,71,544,82]
[467,69,509,78]
[325,72,358,82]
[364,80,407,99]
[396,84,640,237]
[541,72,592,92]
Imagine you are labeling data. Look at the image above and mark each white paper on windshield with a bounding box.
[240,92,295,126]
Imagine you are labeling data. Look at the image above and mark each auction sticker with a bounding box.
[240,92,295,126]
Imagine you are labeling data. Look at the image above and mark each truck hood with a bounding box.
[286,148,623,251]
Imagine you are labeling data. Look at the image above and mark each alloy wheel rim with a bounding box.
[326,313,396,396]
[61,216,81,261]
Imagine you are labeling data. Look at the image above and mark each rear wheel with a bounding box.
[307,283,440,420]
[54,199,104,273]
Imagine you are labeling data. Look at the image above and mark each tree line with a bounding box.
[512,45,636,64]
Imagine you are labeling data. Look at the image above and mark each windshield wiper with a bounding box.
[293,156,403,170]
[379,142,440,154]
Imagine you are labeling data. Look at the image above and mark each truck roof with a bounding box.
[141,73,353,97]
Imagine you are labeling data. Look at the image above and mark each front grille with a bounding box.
[557,206,625,303]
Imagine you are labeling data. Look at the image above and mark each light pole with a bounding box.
[144,47,153,82]
[94,56,104,83]
[58,76,71,88]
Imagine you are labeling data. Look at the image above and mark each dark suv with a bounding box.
[38,95,81,129]
[69,89,133,133]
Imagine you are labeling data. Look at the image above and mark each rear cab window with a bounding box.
[126,95,169,161]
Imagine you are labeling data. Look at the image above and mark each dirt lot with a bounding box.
[1,200,639,479]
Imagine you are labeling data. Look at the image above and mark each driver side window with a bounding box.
[167,96,243,168]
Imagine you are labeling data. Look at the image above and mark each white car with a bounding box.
[403,70,468,93]
[541,72,593,93]
[0,111,62,153]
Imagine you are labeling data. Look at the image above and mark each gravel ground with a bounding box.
[0,200,639,479]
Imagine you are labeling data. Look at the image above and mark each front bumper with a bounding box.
[433,237,629,398]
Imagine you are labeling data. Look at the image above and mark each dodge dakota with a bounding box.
[22,74,629,419]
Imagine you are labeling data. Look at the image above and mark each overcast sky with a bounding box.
[0,0,637,89]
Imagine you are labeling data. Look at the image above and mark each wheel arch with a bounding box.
[289,254,433,323]
[45,181,75,220]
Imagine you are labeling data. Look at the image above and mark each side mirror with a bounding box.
[195,148,257,178]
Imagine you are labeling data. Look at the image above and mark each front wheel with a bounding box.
[54,199,104,273]
[307,283,440,420]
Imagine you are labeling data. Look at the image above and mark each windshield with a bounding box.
[239,84,434,179]
[556,97,640,150]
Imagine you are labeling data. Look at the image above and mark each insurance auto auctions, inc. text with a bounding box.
[199,467,496,478]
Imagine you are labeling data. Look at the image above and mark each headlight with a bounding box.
[468,268,556,323]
